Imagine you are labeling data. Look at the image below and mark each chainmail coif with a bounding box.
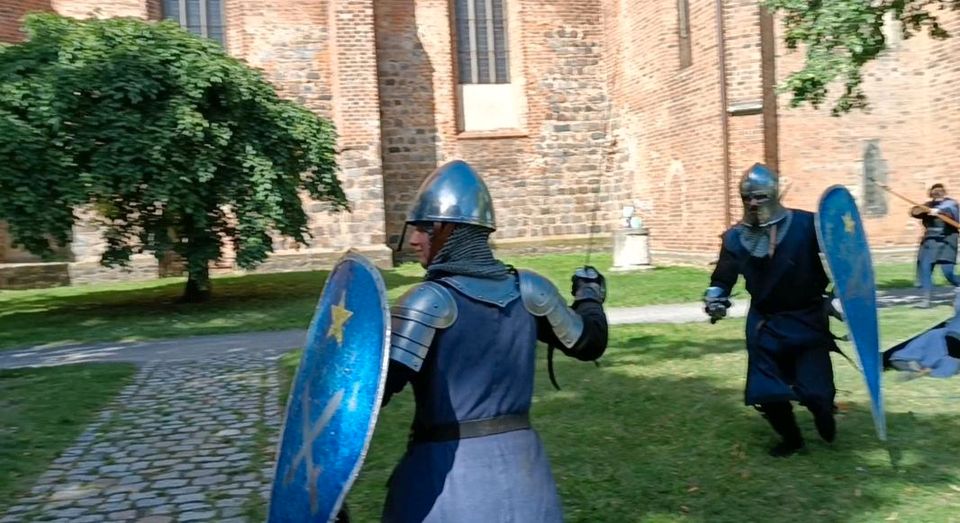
[738,210,792,258]
[426,224,511,280]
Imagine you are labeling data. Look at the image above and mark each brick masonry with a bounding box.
[601,0,960,261]
[0,0,956,287]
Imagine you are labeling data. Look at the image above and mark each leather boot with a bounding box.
[759,402,805,457]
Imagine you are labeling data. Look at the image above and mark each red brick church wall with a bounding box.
[600,0,960,262]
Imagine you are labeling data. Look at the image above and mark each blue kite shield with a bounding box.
[268,253,390,523]
[815,185,887,441]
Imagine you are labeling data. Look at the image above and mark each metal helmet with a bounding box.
[406,160,496,230]
[739,163,787,227]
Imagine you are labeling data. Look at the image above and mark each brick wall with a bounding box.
[529,19,620,238]
[375,0,446,248]
[227,0,333,118]
[722,0,766,221]
[4,0,958,287]
[599,0,728,256]
[0,0,52,43]
[930,10,960,240]
[492,0,625,243]
[600,0,960,261]
[773,10,958,252]
[322,0,389,257]
[188,0,389,258]
[375,0,626,253]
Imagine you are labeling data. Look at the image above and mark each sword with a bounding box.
[780,181,792,201]
[548,7,619,391]
[868,177,960,229]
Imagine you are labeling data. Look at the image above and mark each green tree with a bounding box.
[765,0,954,115]
[0,14,346,301]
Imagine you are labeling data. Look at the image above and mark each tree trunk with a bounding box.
[182,264,211,303]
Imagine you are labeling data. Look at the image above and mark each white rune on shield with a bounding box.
[284,384,345,515]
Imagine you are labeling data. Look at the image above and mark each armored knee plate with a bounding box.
[390,282,458,372]
[518,270,584,349]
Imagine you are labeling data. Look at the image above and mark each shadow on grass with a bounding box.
[877,278,916,290]
[607,333,744,363]
[0,270,424,350]
[1,270,424,312]
[537,365,960,523]
[275,341,960,523]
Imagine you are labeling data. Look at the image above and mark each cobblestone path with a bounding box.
[1,355,282,523]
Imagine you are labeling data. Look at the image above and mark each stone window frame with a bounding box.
[451,0,528,136]
[677,0,692,69]
[161,0,226,46]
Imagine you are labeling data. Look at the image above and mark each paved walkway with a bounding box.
[0,331,303,370]
[2,355,281,523]
[1,285,953,371]
[0,284,953,522]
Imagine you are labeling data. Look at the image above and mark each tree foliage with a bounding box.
[0,14,346,300]
[764,0,956,115]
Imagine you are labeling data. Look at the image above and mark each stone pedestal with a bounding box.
[611,228,652,272]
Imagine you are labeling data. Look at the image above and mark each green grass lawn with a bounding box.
[0,252,927,352]
[276,306,960,523]
[0,253,713,351]
[0,363,137,513]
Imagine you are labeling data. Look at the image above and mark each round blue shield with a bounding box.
[268,253,390,522]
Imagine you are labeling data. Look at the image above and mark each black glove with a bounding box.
[705,301,729,324]
[703,287,731,324]
[572,265,606,304]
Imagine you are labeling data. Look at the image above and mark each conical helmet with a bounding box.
[406,160,496,230]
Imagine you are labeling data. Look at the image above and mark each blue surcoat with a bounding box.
[382,280,563,523]
[711,210,837,407]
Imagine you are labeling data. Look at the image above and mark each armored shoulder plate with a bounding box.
[389,282,458,372]
[517,269,584,349]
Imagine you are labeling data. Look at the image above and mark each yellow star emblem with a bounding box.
[327,292,353,346]
[842,212,856,234]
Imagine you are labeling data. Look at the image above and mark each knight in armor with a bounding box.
[378,160,608,522]
[704,163,840,457]
[910,183,960,307]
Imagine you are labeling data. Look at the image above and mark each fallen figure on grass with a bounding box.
[883,290,960,379]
